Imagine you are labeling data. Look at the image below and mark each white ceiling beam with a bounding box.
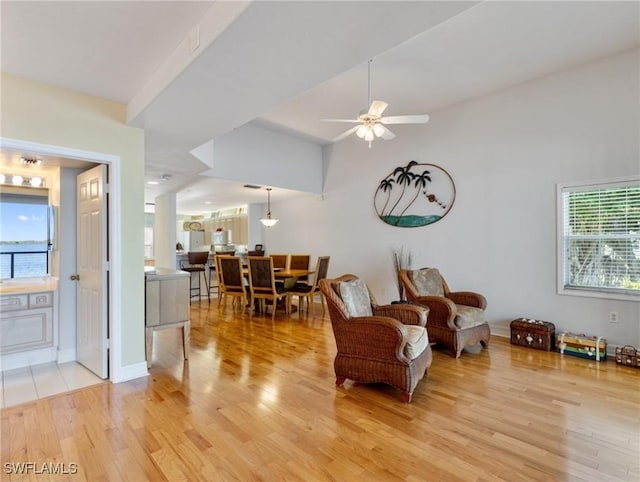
[127,1,253,126]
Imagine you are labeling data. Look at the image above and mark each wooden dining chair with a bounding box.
[247,256,290,320]
[269,253,290,290]
[289,254,311,283]
[209,251,235,299]
[217,256,248,310]
[289,256,330,315]
[269,254,289,270]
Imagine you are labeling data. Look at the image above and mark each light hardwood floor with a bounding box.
[1,301,639,481]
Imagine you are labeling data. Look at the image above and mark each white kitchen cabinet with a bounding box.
[212,215,248,245]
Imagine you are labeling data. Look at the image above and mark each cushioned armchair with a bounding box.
[319,274,432,403]
[400,268,490,358]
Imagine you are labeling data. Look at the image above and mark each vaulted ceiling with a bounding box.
[2,1,639,213]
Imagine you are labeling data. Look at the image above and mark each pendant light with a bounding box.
[260,188,279,227]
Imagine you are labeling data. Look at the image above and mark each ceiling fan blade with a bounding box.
[331,125,361,143]
[368,100,388,117]
[378,124,396,140]
[320,118,361,123]
[380,114,430,124]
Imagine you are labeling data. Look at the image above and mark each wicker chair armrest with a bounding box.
[446,291,487,309]
[337,316,411,364]
[373,304,428,327]
[413,296,458,330]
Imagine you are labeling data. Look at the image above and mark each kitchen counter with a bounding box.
[145,267,189,280]
[0,277,58,295]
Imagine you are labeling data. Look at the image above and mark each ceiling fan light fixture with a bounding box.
[323,58,429,146]
[260,187,279,227]
[364,128,375,142]
[372,123,385,137]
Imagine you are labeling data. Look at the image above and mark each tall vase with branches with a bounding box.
[391,246,412,302]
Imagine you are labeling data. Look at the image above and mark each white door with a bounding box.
[76,165,108,378]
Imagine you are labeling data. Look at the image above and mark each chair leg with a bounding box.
[181,322,190,361]
[202,271,210,303]
[401,391,413,403]
[335,376,346,387]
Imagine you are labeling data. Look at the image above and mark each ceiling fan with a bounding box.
[322,59,430,147]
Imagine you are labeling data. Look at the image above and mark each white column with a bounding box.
[154,192,177,269]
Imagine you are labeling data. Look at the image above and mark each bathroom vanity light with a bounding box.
[0,174,45,187]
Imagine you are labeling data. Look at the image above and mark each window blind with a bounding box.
[561,180,640,294]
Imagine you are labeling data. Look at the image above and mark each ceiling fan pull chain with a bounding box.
[367,58,372,107]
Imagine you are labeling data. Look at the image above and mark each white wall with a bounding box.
[264,49,640,348]
[206,123,323,193]
[2,73,146,376]
[247,203,264,250]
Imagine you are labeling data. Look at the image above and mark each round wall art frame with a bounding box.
[374,161,456,228]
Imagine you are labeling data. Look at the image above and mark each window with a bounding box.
[144,226,154,259]
[558,177,640,300]
[0,187,52,279]
[144,212,154,259]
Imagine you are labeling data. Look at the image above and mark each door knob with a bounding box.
[70,274,80,281]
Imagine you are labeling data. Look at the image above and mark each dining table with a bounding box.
[272,268,315,280]
[240,267,316,313]
[240,267,315,280]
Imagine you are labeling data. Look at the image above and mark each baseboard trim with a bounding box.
[1,347,57,372]
[491,329,510,339]
[57,348,77,364]
[112,361,148,383]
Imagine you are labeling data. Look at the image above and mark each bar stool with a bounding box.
[181,251,210,302]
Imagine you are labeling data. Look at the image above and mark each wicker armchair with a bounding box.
[400,268,490,358]
[319,274,432,403]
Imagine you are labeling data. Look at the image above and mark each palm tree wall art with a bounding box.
[374,161,456,227]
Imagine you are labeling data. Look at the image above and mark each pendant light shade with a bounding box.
[260,188,279,227]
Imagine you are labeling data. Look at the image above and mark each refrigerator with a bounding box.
[212,230,235,253]
[179,230,207,252]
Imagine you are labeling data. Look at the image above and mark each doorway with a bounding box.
[0,137,125,382]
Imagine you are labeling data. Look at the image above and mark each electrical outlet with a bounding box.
[609,311,619,323]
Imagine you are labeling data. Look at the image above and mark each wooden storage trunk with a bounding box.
[510,318,555,351]
[557,332,606,361]
[615,346,640,368]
